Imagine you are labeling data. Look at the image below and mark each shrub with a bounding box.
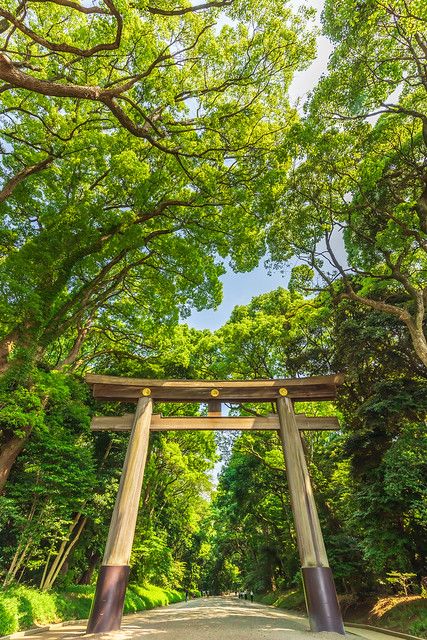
[165,589,185,603]
[384,572,417,596]
[0,583,184,636]
[123,587,145,613]
[409,616,427,638]
[54,590,93,620]
[255,589,305,611]
[129,584,169,609]
[0,598,19,636]
[375,596,427,638]
[256,592,279,605]
[60,584,95,595]
[8,586,59,627]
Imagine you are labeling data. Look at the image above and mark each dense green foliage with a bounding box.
[0,583,184,635]
[0,391,216,591]
[0,0,426,637]
[268,0,427,367]
[256,589,427,637]
[0,0,314,493]
[199,291,426,600]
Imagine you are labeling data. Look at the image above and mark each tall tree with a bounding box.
[0,0,315,487]
[200,287,426,594]
[268,0,427,366]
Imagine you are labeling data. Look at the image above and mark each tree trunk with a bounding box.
[39,552,52,591]
[0,392,48,493]
[42,516,87,590]
[406,320,427,368]
[345,288,427,368]
[0,156,53,205]
[0,329,19,372]
[40,513,80,590]
[54,323,91,371]
[0,427,31,493]
[3,536,33,587]
[78,552,101,585]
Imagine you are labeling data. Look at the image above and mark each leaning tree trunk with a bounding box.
[0,395,47,494]
[0,326,90,490]
[406,319,427,369]
[342,288,427,369]
[0,427,32,493]
[41,515,87,590]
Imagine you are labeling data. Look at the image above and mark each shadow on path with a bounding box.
[88,597,340,640]
[19,596,405,640]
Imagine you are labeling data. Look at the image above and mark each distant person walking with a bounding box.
[185,589,189,602]
[250,590,254,603]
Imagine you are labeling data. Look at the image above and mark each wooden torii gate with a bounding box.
[85,374,346,636]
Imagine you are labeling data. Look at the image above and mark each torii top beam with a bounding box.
[86,373,344,403]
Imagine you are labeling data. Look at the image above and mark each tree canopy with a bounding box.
[268,0,427,366]
[0,2,426,635]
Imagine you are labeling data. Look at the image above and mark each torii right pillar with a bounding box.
[277,396,345,634]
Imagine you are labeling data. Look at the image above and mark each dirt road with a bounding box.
[19,596,410,640]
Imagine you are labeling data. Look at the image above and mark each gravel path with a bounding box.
[108,596,345,640]
[19,596,406,640]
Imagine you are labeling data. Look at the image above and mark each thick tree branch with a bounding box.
[0,1,123,57]
[0,156,53,203]
[29,0,110,15]
[147,0,233,16]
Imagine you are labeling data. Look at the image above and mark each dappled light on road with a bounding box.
[21,597,408,640]
[88,597,339,640]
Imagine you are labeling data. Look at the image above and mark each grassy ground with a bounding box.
[255,589,306,611]
[0,583,184,636]
[255,590,427,638]
[347,595,427,638]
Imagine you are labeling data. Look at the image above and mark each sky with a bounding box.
[187,1,333,332]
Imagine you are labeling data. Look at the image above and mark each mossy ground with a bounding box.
[0,583,184,636]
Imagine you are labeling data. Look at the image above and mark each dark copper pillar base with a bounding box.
[86,565,130,634]
[302,567,345,635]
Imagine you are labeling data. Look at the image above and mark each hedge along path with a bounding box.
[2,598,420,640]
[0,584,184,637]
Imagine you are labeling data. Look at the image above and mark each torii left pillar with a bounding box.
[87,397,153,633]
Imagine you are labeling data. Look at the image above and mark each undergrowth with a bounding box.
[256,589,427,638]
[368,596,427,638]
[255,588,306,611]
[0,583,184,636]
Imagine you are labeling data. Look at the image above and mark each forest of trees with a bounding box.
[0,0,426,635]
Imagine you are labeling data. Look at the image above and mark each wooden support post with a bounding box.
[86,397,153,634]
[277,397,344,635]
[207,400,221,417]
